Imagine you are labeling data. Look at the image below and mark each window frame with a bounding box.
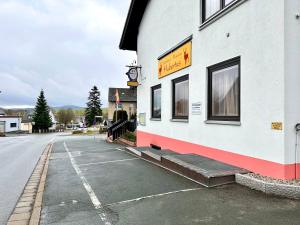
[10,123,17,128]
[151,84,162,119]
[201,0,238,23]
[172,75,189,120]
[207,57,241,122]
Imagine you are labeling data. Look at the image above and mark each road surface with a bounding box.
[0,133,57,225]
[41,137,300,225]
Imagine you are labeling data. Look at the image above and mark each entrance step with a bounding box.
[142,149,178,163]
[125,147,248,187]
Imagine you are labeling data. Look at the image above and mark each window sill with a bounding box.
[205,120,241,126]
[150,118,161,121]
[199,0,248,31]
[170,119,189,123]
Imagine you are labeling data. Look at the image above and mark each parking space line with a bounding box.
[64,142,111,225]
[106,188,203,206]
[78,158,139,167]
[67,148,126,158]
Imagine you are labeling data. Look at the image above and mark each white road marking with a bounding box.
[49,137,56,143]
[106,187,203,206]
[64,142,111,225]
[67,149,125,158]
[78,158,139,167]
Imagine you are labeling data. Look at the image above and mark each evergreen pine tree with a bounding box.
[32,90,52,130]
[85,86,102,126]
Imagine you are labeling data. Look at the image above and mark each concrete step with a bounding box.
[126,147,249,187]
[142,149,178,163]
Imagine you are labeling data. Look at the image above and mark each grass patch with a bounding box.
[121,132,136,142]
[86,130,97,135]
[72,130,83,135]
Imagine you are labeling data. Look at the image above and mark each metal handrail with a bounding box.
[107,120,124,137]
[107,120,130,141]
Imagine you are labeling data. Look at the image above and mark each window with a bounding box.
[172,75,189,120]
[225,0,235,5]
[10,123,17,128]
[202,0,237,22]
[208,57,240,121]
[116,103,123,110]
[151,84,161,119]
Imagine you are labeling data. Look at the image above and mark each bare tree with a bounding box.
[56,109,75,126]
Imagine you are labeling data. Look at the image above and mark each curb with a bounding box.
[236,173,300,199]
[117,138,136,147]
[6,143,53,225]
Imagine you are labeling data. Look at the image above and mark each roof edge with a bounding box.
[119,0,136,50]
[119,0,150,51]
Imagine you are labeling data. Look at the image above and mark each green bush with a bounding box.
[113,110,128,123]
[86,130,96,134]
[121,132,136,142]
[72,130,83,135]
[130,113,137,120]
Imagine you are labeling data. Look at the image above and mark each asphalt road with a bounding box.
[0,133,57,225]
[41,137,300,225]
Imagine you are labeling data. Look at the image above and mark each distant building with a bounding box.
[0,116,22,133]
[108,88,137,121]
[49,110,58,130]
[74,115,85,127]
[21,109,34,133]
[0,108,6,116]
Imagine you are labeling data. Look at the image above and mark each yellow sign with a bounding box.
[158,41,192,79]
[272,122,283,130]
[127,81,139,87]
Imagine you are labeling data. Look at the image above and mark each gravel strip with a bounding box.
[247,173,300,186]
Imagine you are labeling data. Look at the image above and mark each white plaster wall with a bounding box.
[0,118,21,132]
[284,0,300,164]
[137,0,286,164]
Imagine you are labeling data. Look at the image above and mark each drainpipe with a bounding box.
[295,124,300,179]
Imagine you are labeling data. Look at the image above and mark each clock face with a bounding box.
[128,68,138,80]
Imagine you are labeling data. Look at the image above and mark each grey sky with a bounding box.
[0,0,135,108]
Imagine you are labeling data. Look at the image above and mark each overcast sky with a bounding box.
[0,0,135,108]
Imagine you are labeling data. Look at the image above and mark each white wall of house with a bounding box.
[284,0,300,165]
[49,110,57,130]
[21,122,33,133]
[108,102,137,121]
[135,0,299,177]
[0,117,22,133]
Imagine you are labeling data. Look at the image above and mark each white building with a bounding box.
[0,116,22,133]
[120,0,300,179]
[0,108,5,116]
[49,110,57,131]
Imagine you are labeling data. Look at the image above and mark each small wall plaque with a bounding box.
[192,102,202,115]
[272,122,283,130]
[138,113,146,126]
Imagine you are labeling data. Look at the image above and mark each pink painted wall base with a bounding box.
[137,130,300,180]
